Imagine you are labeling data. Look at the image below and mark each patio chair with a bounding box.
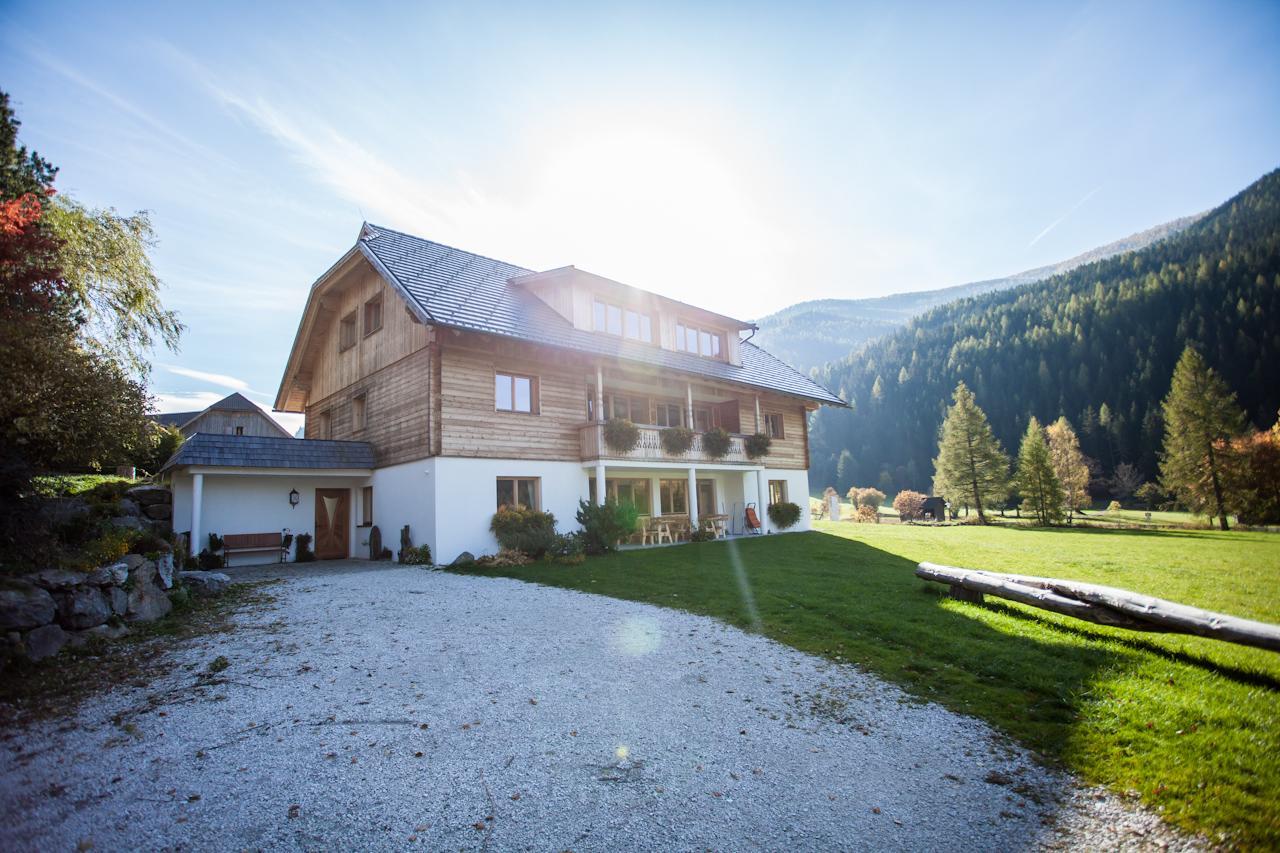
[744,503,763,534]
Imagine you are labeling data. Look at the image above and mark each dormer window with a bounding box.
[676,322,723,358]
[593,299,651,343]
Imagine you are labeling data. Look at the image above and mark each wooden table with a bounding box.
[702,514,729,539]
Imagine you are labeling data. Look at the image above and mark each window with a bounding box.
[769,479,788,506]
[234,426,244,436]
[592,299,652,343]
[361,486,373,527]
[654,402,685,428]
[590,477,653,512]
[675,322,724,358]
[339,311,357,351]
[352,393,367,432]
[495,373,536,413]
[496,477,540,511]
[659,479,688,515]
[315,410,331,439]
[764,413,785,439]
[693,408,712,432]
[363,296,383,336]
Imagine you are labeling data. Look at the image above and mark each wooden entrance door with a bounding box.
[314,489,350,560]
[697,479,716,517]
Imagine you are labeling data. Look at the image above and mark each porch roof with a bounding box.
[160,433,375,472]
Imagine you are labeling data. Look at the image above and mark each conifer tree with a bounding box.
[1046,417,1090,519]
[1015,417,1064,525]
[1159,346,1246,530]
[932,382,1009,523]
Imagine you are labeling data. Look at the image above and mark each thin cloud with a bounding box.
[162,365,250,391]
[151,391,226,413]
[1028,186,1102,248]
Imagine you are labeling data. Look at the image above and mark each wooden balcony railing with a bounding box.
[579,423,753,465]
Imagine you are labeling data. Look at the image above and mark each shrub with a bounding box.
[575,499,637,554]
[855,505,880,523]
[475,549,533,568]
[129,531,171,556]
[70,527,135,570]
[848,487,886,510]
[490,507,559,558]
[546,532,586,564]
[701,427,732,459]
[602,418,641,453]
[767,501,802,530]
[1107,500,1122,512]
[660,426,695,455]
[207,532,224,555]
[294,532,315,562]
[197,548,222,570]
[689,526,716,542]
[893,490,928,521]
[398,544,433,565]
[744,432,772,459]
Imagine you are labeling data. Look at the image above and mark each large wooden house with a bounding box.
[163,225,844,564]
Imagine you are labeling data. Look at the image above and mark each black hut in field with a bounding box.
[921,496,948,521]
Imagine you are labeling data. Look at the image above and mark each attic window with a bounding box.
[593,299,652,343]
[339,312,357,351]
[363,296,383,336]
[675,322,723,358]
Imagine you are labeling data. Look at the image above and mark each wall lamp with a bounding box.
[288,488,300,507]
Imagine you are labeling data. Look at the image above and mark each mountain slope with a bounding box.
[754,214,1204,374]
[807,169,1280,497]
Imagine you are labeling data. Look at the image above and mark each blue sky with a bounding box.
[2,1,1277,430]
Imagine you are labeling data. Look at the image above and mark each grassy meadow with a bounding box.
[452,522,1280,846]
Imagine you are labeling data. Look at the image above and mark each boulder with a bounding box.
[108,586,128,615]
[24,624,68,660]
[29,568,90,592]
[40,497,90,527]
[450,551,475,567]
[109,516,143,531]
[178,571,231,596]
[143,503,172,521]
[127,558,158,587]
[87,561,129,586]
[55,586,112,630]
[125,575,172,622]
[155,553,175,589]
[126,485,171,506]
[68,623,130,646]
[117,498,142,517]
[0,580,56,631]
[122,553,146,571]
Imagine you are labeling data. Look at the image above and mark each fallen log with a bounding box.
[916,562,1280,652]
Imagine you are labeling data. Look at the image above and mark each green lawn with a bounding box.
[451,523,1280,846]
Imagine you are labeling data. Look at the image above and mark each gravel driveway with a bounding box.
[1,562,1198,851]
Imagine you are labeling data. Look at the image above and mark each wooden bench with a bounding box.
[223,532,288,564]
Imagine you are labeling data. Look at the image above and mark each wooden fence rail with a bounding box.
[915,562,1280,653]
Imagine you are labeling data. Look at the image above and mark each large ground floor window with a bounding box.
[497,477,540,511]
[659,479,687,514]
[769,479,788,505]
[588,477,652,512]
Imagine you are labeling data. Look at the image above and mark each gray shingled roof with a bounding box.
[358,225,846,406]
[161,433,375,472]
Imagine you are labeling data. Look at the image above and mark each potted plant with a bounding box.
[701,427,732,459]
[603,417,640,453]
[744,432,772,459]
[660,425,695,455]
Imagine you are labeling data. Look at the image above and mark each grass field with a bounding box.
[451,523,1280,846]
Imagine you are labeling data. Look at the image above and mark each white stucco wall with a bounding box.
[369,459,436,559]
[170,471,369,566]
[761,467,813,533]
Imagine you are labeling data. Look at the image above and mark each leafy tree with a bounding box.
[1045,417,1090,516]
[848,487,885,510]
[1134,482,1166,511]
[1014,417,1064,525]
[0,91,56,198]
[932,382,1009,524]
[1159,347,1246,530]
[45,196,183,373]
[1220,411,1280,525]
[892,489,927,521]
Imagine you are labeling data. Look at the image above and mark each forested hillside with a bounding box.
[755,214,1202,374]
[808,170,1280,497]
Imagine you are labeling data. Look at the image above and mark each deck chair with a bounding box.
[744,503,763,534]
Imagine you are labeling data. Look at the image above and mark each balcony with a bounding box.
[579,422,754,466]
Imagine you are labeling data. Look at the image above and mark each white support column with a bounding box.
[688,466,699,526]
[190,473,204,557]
[595,462,606,506]
[650,475,662,518]
[596,364,605,423]
[754,395,762,433]
[757,469,770,533]
[686,382,695,429]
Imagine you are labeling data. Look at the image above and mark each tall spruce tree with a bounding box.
[1159,346,1246,530]
[1015,417,1065,525]
[1046,417,1090,519]
[932,382,1009,523]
